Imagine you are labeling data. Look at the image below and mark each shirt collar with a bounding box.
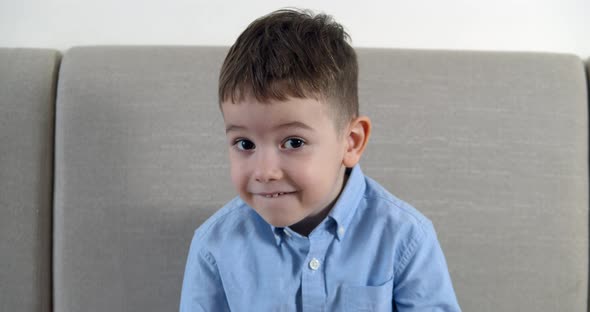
[269,164,366,245]
[270,164,366,246]
[327,164,365,241]
[270,226,285,245]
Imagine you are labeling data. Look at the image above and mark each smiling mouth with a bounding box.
[258,192,295,198]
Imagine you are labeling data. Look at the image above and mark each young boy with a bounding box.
[180,9,461,312]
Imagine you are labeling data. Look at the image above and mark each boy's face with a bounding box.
[221,97,348,229]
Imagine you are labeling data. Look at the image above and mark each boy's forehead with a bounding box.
[221,97,332,124]
[221,98,344,139]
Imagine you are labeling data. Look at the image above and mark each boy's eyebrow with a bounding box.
[225,121,314,133]
[275,121,314,131]
[225,124,246,133]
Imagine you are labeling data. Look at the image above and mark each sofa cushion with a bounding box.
[359,49,588,311]
[0,48,59,312]
[53,46,233,312]
[54,47,588,312]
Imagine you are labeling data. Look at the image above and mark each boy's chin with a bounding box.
[258,213,302,228]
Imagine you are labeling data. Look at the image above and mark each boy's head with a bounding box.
[218,8,358,131]
[218,9,371,234]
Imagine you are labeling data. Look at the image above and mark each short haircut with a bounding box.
[218,8,359,129]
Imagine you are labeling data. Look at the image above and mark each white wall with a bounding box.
[1,0,589,57]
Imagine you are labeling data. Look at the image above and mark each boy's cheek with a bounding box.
[228,160,244,188]
[229,165,244,185]
[227,152,242,170]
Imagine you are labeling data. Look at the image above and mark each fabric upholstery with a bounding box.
[54,46,233,312]
[359,49,588,312]
[53,46,588,312]
[0,48,59,312]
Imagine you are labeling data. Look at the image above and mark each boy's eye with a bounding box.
[235,139,255,150]
[281,138,305,149]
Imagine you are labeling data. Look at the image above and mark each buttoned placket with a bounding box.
[299,222,336,312]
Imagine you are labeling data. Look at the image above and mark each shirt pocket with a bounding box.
[343,278,394,312]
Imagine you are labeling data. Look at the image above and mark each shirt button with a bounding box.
[309,258,321,270]
[338,227,345,236]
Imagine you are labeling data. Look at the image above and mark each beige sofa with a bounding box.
[1,46,588,311]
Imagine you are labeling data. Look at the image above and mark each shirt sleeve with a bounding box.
[393,220,462,312]
[179,231,231,312]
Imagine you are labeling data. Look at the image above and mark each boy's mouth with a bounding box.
[257,191,296,198]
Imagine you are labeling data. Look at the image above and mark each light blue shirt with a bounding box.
[180,165,461,311]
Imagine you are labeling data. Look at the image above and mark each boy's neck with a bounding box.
[289,169,351,237]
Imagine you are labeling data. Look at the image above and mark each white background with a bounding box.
[1,0,588,57]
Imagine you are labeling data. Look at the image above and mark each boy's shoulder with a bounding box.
[192,197,261,246]
[352,173,439,273]
[359,173,433,232]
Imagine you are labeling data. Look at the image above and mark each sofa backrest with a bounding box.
[358,49,588,311]
[49,46,588,311]
[0,48,59,312]
[53,47,233,312]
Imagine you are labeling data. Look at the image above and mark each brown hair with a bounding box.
[218,8,358,129]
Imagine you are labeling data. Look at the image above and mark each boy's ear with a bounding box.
[342,116,372,167]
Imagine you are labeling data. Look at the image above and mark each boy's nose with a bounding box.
[253,149,282,183]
